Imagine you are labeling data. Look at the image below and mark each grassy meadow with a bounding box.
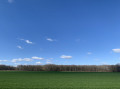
[0,71,120,89]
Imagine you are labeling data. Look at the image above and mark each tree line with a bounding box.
[0,64,120,72]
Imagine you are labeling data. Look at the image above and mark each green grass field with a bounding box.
[0,71,120,89]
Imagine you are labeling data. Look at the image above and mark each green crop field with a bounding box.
[0,71,120,89]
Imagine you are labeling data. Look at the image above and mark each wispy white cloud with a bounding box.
[8,0,14,3]
[11,58,32,63]
[19,39,33,44]
[60,55,72,59]
[25,40,33,44]
[46,59,52,64]
[36,61,42,65]
[17,46,23,49]
[46,38,56,42]
[87,52,92,55]
[0,60,8,62]
[32,56,44,60]
[112,49,120,53]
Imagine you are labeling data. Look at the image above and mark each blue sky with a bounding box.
[0,0,120,66]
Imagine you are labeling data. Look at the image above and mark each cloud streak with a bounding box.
[112,49,120,53]
[25,40,33,44]
[19,39,33,44]
[0,60,8,62]
[46,38,56,42]
[60,55,72,59]
[17,46,23,49]
[36,62,42,65]
[32,56,44,60]
[11,58,32,63]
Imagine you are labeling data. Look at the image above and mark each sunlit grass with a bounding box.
[0,71,120,89]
